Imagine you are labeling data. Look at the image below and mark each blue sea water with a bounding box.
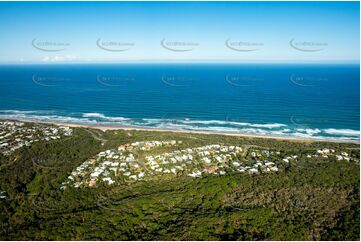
[0,64,359,141]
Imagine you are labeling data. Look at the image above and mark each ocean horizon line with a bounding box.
[0,60,359,66]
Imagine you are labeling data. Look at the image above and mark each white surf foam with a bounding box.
[323,128,360,137]
[178,119,287,129]
[82,113,129,121]
[82,113,106,118]
[0,110,359,142]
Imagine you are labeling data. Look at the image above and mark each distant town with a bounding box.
[0,121,72,156]
[63,139,356,189]
[0,120,357,191]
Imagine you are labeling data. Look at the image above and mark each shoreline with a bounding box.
[2,117,359,144]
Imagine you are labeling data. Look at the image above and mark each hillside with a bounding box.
[0,120,359,240]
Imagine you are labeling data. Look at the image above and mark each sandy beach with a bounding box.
[4,118,359,144]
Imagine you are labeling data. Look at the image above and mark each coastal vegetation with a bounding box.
[0,121,359,240]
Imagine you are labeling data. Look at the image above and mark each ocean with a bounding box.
[0,63,359,141]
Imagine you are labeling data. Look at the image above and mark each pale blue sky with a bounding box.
[0,1,359,63]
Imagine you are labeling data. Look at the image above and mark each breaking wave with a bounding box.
[82,112,129,121]
[323,128,360,137]
[82,113,107,118]
[0,110,359,142]
[175,119,287,129]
